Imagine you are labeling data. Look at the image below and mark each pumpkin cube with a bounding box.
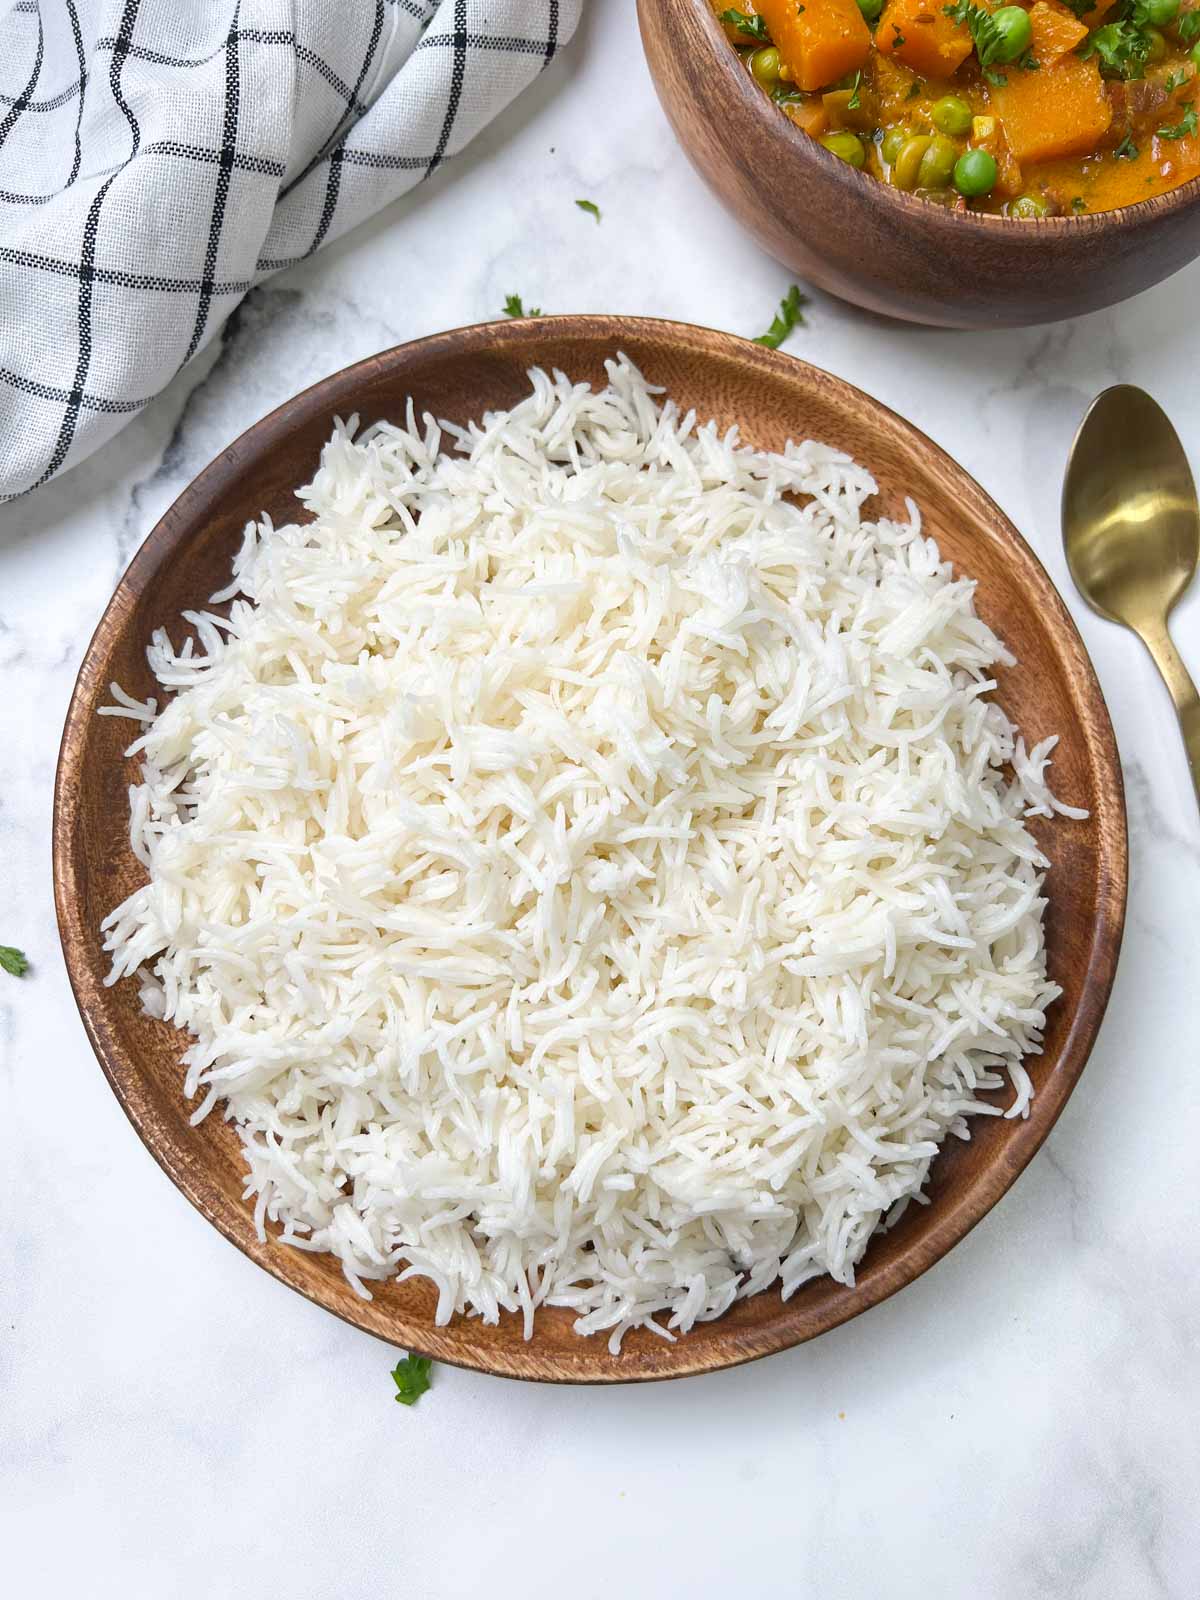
[1027,1,1089,64]
[875,0,975,81]
[757,0,872,92]
[990,54,1112,164]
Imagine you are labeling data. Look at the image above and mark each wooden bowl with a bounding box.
[54,316,1127,1382]
[639,0,1200,328]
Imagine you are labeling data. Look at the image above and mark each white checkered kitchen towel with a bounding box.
[0,0,580,499]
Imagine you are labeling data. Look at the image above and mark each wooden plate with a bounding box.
[53,317,1127,1382]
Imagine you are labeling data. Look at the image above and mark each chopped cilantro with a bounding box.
[1071,195,1088,211]
[847,70,863,110]
[390,1354,433,1406]
[906,79,923,98]
[753,284,808,349]
[943,2,1018,84]
[503,294,542,318]
[1081,20,1152,81]
[718,7,770,39]
[1113,133,1139,158]
[0,945,27,978]
[892,25,906,44]
[1158,103,1198,139]
[1178,10,1200,42]
[575,198,601,223]
[1163,69,1188,94]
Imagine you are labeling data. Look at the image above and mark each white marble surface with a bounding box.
[3,5,1199,1596]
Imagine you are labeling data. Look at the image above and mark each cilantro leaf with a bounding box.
[1113,133,1139,158]
[1081,21,1152,81]
[1179,10,1200,43]
[847,69,863,110]
[0,945,28,977]
[943,1,1015,77]
[1163,69,1188,94]
[575,199,601,223]
[391,1354,433,1406]
[718,7,770,39]
[503,294,542,318]
[753,284,809,349]
[1158,103,1198,139]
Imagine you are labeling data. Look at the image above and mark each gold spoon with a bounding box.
[1063,384,1200,815]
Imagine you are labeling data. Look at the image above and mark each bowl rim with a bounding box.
[53,314,1128,1383]
[678,0,1200,232]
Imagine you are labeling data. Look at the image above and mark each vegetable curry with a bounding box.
[715,0,1200,215]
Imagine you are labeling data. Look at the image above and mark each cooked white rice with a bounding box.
[101,357,1083,1352]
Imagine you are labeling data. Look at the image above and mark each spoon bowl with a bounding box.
[1064,387,1200,627]
[1063,385,1200,812]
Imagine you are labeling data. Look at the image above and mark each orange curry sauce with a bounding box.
[716,0,1200,215]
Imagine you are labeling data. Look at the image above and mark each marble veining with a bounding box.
[2,4,1197,1596]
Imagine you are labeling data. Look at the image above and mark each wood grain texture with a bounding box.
[638,0,1200,329]
[53,316,1127,1382]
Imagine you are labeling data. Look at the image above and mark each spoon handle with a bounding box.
[1140,621,1200,815]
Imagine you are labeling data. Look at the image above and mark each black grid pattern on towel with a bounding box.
[0,0,575,500]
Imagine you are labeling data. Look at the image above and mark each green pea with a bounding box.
[954,147,998,197]
[989,5,1033,62]
[1143,25,1168,61]
[880,126,909,164]
[750,46,782,85]
[820,130,866,167]
[894,134,937,188]
[918,135,959,188]
[931,95,973,136]
[1142,0,1178,22]
[855,0,885,18]
[1010,192,1049,218]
